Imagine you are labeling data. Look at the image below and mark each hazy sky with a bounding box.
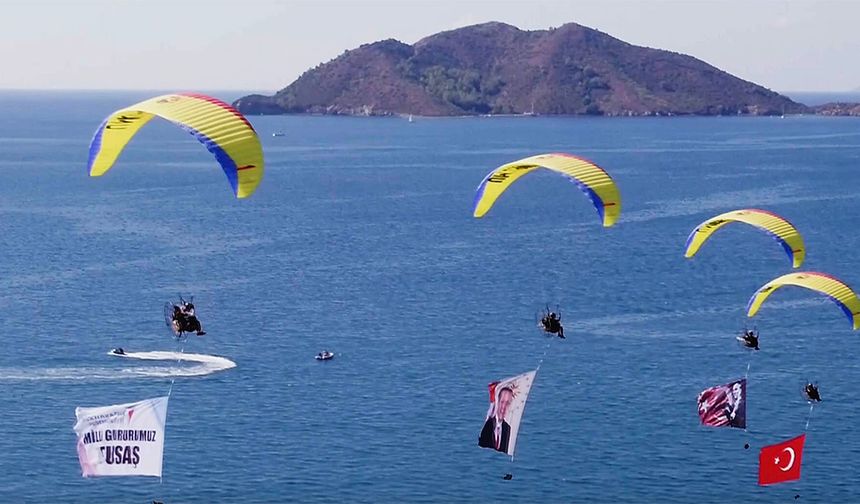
[2,0,858,92]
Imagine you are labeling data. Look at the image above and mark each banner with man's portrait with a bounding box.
[478,369,537,456]
[697,378,746,429]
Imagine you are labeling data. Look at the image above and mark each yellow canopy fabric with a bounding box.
[685,209,805,268]
[747,271,860,330]
[472,153,621,227]
[87,93,264,198]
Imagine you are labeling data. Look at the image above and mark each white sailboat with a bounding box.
[523,99,536,116]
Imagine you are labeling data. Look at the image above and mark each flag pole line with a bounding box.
[510,344,551,469]
[805,403,814,431]
[167,343,186,398]
[536,339,552,371]
[516,340,552,466]
[744,353,755,442]
[162,342,185,486]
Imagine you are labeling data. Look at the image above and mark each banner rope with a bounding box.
[166,342,186,398]
[805,403,815,431]
[161,340,185,486]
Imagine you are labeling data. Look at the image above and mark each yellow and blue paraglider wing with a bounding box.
[684,209,805,268]
[87,93,264,198]
[747,271,860,330]
[472,153,621,227]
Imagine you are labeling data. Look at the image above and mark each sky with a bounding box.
[2,0,859,93]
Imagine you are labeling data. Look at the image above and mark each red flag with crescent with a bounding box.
[759,434,806,486]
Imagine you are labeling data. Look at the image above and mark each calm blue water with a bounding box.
[0,91,859,503]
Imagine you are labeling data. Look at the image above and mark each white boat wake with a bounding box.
[0,350,236,381]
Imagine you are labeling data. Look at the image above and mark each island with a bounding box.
[234,22,856,117]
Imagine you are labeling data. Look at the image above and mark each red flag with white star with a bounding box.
[758,434,806,486]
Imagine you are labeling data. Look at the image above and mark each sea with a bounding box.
[0,90,858,503]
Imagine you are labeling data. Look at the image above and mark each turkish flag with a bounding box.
[758,434,806,486]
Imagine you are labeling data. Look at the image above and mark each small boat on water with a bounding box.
[315,350,334,361]
[272,132,285,137]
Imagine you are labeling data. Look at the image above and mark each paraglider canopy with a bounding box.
[87,93,264,198]
[747,271,860,330]
[684,209,805,268]
[472,153,621,227]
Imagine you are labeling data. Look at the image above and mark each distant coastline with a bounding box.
[5,90,856,118]
[785,91,860,106]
